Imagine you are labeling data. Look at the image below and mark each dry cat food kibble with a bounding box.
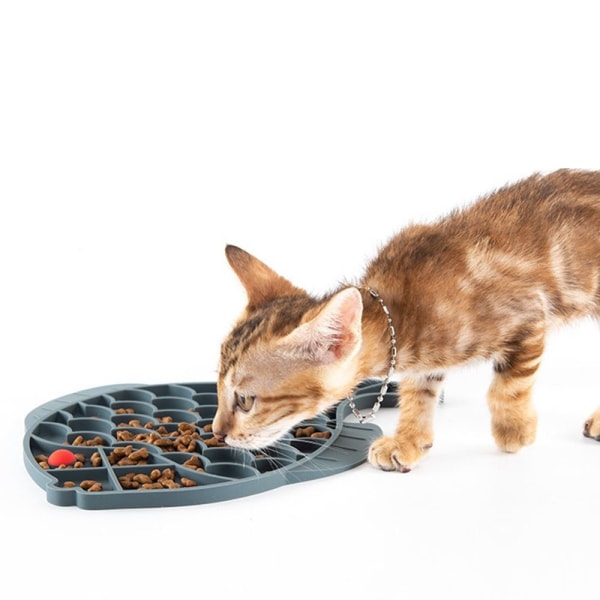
[182,455,205,471]
[294,426,331,439]
[201,423,227,447]
[115,421,200,453]
[203,435,227,447]
[79,479,103,492]
[107,445,150,466]
[117,418,144,428]
[118,467,198,490]
[72,435,106,447]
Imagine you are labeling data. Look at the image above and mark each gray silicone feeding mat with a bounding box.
[23,380,395,509]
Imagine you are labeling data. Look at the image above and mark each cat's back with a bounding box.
[403,169,600,254]
[449,169,600,268]
[366,169,600,285]
[461,168,600,232]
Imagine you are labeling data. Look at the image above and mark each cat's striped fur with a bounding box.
[215,169,600,471]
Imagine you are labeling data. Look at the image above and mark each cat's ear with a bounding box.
[283,287,363,364]
[225,245,303,309]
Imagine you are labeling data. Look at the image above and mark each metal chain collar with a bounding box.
[347,287,397,423]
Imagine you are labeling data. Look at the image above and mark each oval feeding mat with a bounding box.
[23,380,395,509]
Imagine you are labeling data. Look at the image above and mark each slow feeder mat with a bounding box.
[23,380,395,509]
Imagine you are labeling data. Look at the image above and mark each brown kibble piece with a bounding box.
[295,426,316,438]
[63,481,76,488]
[80,479,103,491]
[183,455,202,469]
[311,431,331,439]
[180,477,198,487]
[118,473,139,489]
[128,447,149,461]
[203,436,225,447]
[160,479,180,489]
[72,435,105,447]
[154,438,174,448]
[133,473,153,484]
[141,482,164,490]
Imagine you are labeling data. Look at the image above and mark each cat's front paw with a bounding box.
[583,408,600,440]
[368,435,432,473]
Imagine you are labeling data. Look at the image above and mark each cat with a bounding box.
[214,169,600,472]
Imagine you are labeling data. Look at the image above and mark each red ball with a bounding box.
[47,449,77,467]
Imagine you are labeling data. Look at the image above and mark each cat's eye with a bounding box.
[234,392,256,413]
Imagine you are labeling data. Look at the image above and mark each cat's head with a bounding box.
[213,245,364,450]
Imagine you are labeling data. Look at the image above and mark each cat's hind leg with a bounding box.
[368,373,445,472]
[583,408,600,440]
[488,321,546,453]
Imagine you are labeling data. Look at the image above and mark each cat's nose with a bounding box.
[212,409,231,440]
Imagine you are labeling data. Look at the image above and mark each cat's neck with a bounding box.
[354,285,405,380]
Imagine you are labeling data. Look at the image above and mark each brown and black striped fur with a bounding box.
[214,169,600,470]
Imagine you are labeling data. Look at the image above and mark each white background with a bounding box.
[2,2,599,599]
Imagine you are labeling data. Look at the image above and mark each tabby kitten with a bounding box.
[214,169,600,472]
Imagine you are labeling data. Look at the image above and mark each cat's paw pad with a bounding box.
[583,408,600,440]
[368,436,431,472]
[492,416,537,453]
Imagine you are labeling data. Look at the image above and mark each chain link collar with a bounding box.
[347,287,397,423]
